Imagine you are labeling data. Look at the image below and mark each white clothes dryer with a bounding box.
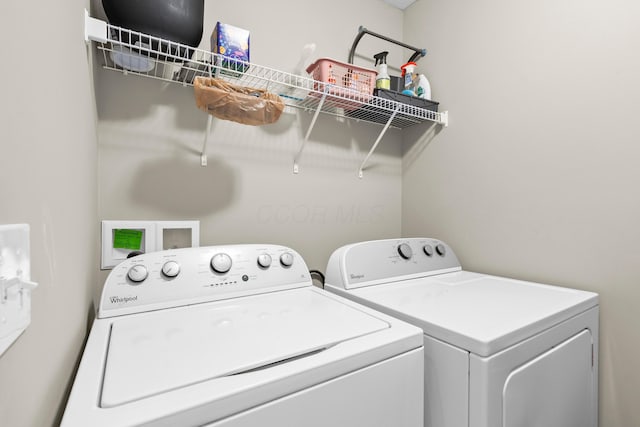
[62,244,424,427]
[324,238,599,427]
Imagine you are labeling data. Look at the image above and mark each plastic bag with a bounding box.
[194,77,284,126]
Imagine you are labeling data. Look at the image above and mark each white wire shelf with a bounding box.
[84,11,448,176]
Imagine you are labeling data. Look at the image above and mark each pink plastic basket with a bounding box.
[306,58,377,110]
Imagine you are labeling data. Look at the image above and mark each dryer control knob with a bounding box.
[257,253,272,269]
[127,264,148,283]
[423,244,434,257]
[397,243,413,260]
[211,253,232,274]
[436,243,446,256]
[161,260,181,278]
[280,252,294,267]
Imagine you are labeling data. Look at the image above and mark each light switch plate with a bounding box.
[156,221,199,251]
[0,224,36,357]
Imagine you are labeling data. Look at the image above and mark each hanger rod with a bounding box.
[348,26,426,64]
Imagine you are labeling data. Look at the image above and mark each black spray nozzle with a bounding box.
[374,51,389,66]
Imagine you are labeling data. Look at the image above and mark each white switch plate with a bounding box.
[0,224,37,357]
[101,220,199,269]
[156,221,200,251]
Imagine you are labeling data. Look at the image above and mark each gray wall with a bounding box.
[403,1,640,425]
[0,1,98,427]
[95,0,406,274]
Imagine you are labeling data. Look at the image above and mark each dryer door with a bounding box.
[502,329,594,427]
[469,307,598,427]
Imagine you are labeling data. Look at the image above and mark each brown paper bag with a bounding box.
[194,77,284,126]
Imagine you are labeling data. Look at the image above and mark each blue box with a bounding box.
[211,22,250,75]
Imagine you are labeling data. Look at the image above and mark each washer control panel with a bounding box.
[325,238,462,290]
[100,244,310,318]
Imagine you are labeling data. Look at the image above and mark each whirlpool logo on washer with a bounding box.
[350,274,365,280]
[110,295,138,305]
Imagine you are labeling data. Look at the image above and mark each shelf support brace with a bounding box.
[358,104,400,178]
[293,89,329,174]
[201,115,213,166]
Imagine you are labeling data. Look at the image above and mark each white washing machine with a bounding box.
[62,244,424,427]
[324,238,599,427]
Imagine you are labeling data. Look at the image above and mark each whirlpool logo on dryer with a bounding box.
[110,295,138,304]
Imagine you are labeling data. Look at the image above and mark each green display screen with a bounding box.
[113,229,143,250]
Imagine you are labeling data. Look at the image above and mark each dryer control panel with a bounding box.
[325,238,462,290]
[99,244,311,318]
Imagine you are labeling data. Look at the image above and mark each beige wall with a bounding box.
[95,0,406,273]
[0,1,98,427]
[403,0,640,425]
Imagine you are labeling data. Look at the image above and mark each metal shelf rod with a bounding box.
[348,26,426,64]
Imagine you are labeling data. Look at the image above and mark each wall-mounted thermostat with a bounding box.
[101,220,199,269]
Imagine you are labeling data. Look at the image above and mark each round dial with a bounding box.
[127,264,148,283]
[397,243,413,260]
[436,243,446,256]
[161,260,180,278]
[257,253,272,269]
[280,252,294,267]
[211,253,232,273]
[423,244,434,257]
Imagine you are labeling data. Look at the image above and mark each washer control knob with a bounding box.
[211,253,232,273]
[397,243,413,260]
[257,253,272,269]
[280,252,294,267]
[423,244,434,257]
[436,243,446,256]
[161,260,180,278]
[127,264,148,283]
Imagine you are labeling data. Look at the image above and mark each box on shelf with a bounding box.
[305,58,377,111]
[211,22,250,76]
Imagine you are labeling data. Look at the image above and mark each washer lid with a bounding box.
[100,288,389,408]
[350,271,598,357]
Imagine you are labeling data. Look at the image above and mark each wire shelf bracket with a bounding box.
[293,89,329,174]
[85,10,108,43]
[358,104,400,178]
[201,115,213,166]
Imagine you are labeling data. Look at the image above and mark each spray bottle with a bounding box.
[400,61,417,96]
[415,74,432,99]
[374,51,390,90]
